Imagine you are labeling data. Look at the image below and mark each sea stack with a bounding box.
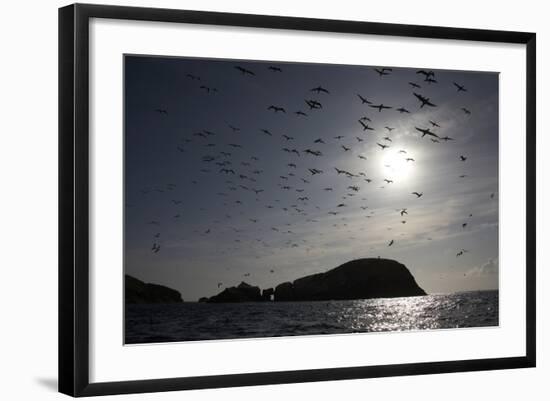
[274,258,426,301]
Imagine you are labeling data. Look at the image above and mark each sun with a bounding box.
[380,148,416,182]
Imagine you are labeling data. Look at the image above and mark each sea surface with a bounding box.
[125,290,498,344]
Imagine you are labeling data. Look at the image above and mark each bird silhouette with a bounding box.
[396,107,410,113]
[374,67,393,77]
[369,103,392,112]
[356,94,372,104]
[416,70,435,79]
[235,66,255,76]
[461,107,471,115]
[304,149,323,156]
[412,192,423,198]
[268,105,286,113]
[359,120,374,131]
[415,127,440,139]
[260,129,273,136]
[459,155,467,161]
[305,99,322,109]
[408,82,421,88]
[311,86,330,94]
[268,66,282,72]
[453,82,467,92]
[413,93,437,108]
[377,143,389,150]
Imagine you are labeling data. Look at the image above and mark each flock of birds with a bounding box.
[132,62,497,290]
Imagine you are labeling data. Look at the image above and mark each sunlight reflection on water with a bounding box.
[125,290,498,344]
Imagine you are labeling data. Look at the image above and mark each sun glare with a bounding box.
[380,148,416,182]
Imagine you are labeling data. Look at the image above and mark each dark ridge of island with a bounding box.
[206,281,263,303]
[125,274,183,304]
[201,258,426,303]
[274,258,426,301]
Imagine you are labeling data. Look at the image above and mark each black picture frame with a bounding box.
[59,3,536,397]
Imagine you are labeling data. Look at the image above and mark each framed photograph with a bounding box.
[59,3,536,397]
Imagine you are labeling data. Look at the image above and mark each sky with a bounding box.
[124,55,499,302]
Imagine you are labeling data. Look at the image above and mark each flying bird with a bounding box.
[235,66,255,76]
[304,149,323,156]
[359,120,374,131]
[461,107,472,115]
[416,70,435,79]
[396,107,410,113]
[459,155,467,161]
[377,143,389,150]
[311,86,330,94]
[305,99,323,109]
[268,66,282,72]
[413,92,437,108]
[369,103,392,112]
[412,192,423,198]
[388,240,394,246]
[408,82,421,88]
[374,67,393,76]
[357,94,372,104]
[453,82,467,92]
[261,129,273,136]
[415,126,439,139]
[268,105,286,113]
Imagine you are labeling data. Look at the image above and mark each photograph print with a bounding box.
[124,55,499,344]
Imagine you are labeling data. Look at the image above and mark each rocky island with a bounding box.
[125,274,183,304]
[201,258,426,303]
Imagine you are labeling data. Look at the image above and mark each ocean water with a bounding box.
[125,290,498,344]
